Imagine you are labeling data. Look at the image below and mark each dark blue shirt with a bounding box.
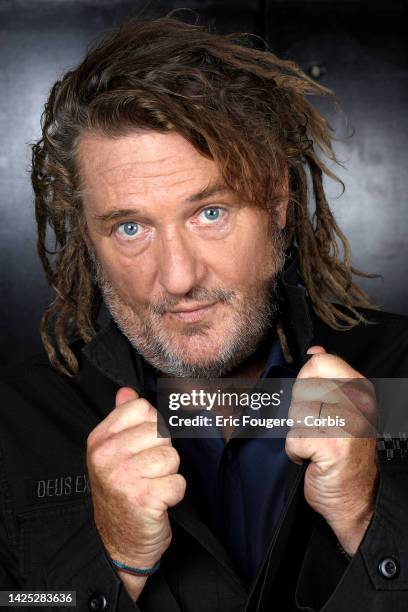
[141,336,297,585]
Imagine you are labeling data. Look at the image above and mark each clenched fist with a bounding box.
[86,387,186,600]
[286,346,379,555]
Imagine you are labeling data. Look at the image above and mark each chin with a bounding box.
[166,335,224,363]
[165,322,228,348]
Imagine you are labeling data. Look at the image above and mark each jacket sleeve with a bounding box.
[0,509,143,611]
[0,464,142,611]
[294,456,408,612]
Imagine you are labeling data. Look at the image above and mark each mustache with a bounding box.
[149,287,236,316]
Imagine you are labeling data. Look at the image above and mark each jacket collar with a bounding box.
[279,250,314,366]
[81,318,142,391]
[81,250,314,391]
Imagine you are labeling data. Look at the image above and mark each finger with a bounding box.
[291,378,351,404]
[288,399,323,423]
[289,398,375,437]
[288,424,352,439]
[290,379,377,435]
[335,379,378,428]
[109,422,172,456]
[285,430,334,464]
[306,345,327,355]
[292,378,339,404]
[148,474,187,509]
[292,376,372,408]
[298,352,361,380]
[116,387,139,408]
[132,446,180,479]
[101,397,159,436]
[285,432,311,464]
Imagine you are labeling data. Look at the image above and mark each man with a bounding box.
[1,15,408,612]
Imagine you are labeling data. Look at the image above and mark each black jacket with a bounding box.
[1,260,408,612]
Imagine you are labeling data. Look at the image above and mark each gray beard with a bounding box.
[102,280,279,378]
[91,240,284,378]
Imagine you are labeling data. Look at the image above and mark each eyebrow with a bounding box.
[186,182,230,202]
[93,182,231,223]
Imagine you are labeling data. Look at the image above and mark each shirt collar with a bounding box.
[260,335,298,378]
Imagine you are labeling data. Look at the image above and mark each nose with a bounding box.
[156,227,207,296]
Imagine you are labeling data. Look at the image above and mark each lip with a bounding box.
[166,302,218,322]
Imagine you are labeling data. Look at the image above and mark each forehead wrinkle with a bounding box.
[101,162,214,186]
[97,179,220,210]
[77,133,219,196]
[83,174,224,211]
[78,135,221,204]
[81,150,195,183]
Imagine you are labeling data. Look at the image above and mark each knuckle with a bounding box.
[361,381,377,410]
[88,435,117,469]
[364,378,376,397]
[173,473,187,496]
[141,446,180,475]
[151,445,168,461]
[164,446,181,469]
[137,398,156,417]
[137,398,151,411]
[86,427,101,450]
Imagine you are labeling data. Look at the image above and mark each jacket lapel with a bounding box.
[81,320,145,394]
[279,251,314,365]
[168,494,247,593]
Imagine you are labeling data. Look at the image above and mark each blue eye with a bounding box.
[117,222,139,238]
[199,207,223,223]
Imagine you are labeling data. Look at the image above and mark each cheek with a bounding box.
[206,225,273,286]
[92,238,153,304]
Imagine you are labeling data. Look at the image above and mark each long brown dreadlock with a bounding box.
[32,16,377,376]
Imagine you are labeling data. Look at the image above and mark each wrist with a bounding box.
[110,557,161,577]
[329,505,374,555]
[326,468,379,555]
[110,556,161,603]
[104,541,162,570]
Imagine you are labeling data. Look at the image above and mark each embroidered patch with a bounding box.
[25,472,91,505]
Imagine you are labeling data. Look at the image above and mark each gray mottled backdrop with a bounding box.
[1,0,407,367]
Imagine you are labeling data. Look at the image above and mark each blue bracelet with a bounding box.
[111,558,161,577]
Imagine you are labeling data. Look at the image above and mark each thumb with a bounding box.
[306,345,327,356]
[115,386,139,408]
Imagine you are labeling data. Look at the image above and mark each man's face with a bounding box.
[79,131,288,377]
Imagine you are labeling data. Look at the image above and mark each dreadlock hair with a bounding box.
[32,15,377,376]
